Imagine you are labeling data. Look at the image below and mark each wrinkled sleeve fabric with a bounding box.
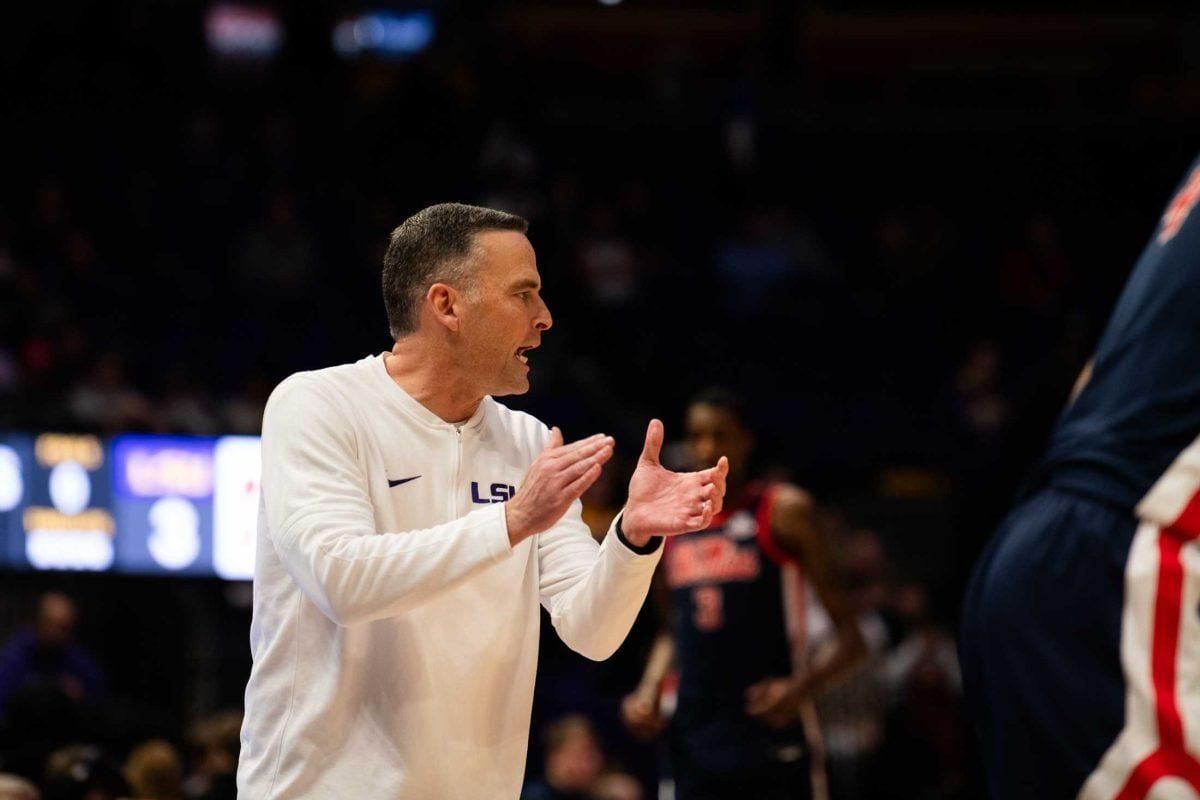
[534,430,662,661]
[261,376,512,626]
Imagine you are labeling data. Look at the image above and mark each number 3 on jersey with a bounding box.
[691,585,724,631]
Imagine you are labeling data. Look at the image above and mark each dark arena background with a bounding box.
[1,2,1197,798]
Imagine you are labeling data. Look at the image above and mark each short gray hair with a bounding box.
[382,203,528,338]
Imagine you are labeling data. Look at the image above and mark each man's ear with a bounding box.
[427,283,460,333]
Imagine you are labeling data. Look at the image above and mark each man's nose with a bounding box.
[535,297,553,331]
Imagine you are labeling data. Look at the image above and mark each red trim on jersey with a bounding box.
[1159,166,1200,245]
[1113,490,1200,800]
[1173,485,1200,537]
[755,483,794,567]
[1152,530,1187,750]
[1114,750,1200,800]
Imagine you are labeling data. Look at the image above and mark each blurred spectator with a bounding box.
[811,529,895,800]
[181,712,240,800]
[876,582,968,800]
[0,592,105,718]
[951,340,1011,447]
[590,769,643,800]
[219,374,271,436]
[574,205,643,309]
[0,774,38,800]
[124,740,183,800]
[479,122,545,223]
[0,5,1178,795]
[234,189,314,296]
[156,369,220,435]
[715,206,830,312]
[66,352,153,434]
[42,746,129,800]
[522,715,605,800]
[999,213,1073,318]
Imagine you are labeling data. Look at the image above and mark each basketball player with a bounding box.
[961,159,1200,798]
[621,388,865,799]
[237,204,729,799]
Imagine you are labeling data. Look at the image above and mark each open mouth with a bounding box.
[516,345,535,364]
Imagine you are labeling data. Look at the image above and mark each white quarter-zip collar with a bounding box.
[367,352,489,433]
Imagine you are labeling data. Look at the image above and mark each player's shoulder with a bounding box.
[766,482,815,524]
[768,481,812,509]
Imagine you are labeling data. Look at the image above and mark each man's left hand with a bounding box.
[621,419,729,546]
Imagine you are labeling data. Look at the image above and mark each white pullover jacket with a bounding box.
[237,353,661,799]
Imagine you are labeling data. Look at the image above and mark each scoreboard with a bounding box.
[0,432,260,579]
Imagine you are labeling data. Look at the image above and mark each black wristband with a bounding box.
[616,514,662,555]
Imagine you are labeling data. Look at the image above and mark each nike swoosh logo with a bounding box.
[387,475,421,488]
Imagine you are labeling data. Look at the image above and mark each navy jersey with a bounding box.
[1039,156,1200,515]
[664,482,808,775]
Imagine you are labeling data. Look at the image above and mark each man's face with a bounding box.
[685,403,752,479]
[547,731,603,790]
[36,594,76,651]
[457,231,552,397]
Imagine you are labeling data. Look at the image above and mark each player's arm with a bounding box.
[1069,358,1094,404]
[620,574,674,739]
[745,485,866,728]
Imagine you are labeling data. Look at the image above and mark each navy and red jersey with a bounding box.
[1039,156,1200,515]
[664,482,808,774]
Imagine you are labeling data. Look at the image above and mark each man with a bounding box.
[961,158,1200,798]
[237,203,729,799]
[521,715,605,800]
[0,591,105,717]
[621,388,864,799]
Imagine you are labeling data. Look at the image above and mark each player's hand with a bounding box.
[621,420,729,546]
[505,429,614,546]
[744,676,805,729]
[620,688,666,740]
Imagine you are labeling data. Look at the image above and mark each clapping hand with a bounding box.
[621,419,729,547]
[505,429,614,545]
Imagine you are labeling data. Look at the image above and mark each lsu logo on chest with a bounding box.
[470,481,517,504]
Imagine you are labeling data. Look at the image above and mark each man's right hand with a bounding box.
[505,429,614,546]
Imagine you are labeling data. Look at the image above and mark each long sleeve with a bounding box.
[537,502,662,661]
[261,377,513,627]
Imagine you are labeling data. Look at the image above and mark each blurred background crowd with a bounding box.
[2,1,1200,798]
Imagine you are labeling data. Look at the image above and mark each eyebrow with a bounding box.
[509,279,541,292]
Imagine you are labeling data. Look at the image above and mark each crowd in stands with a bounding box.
[3,3,1195,797]
[0,594,239,800]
